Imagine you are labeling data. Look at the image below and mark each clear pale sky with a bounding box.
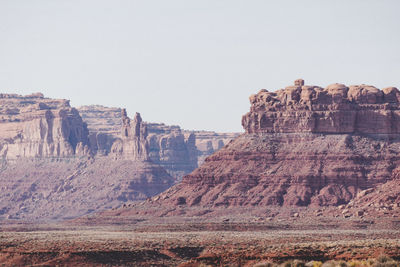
[1,1,399,132]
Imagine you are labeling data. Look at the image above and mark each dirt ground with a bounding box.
[1,209,399,267]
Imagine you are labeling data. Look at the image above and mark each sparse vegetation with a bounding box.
[251,257,399,267]
[0,225,398,266]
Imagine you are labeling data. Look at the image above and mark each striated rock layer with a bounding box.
[153,80,400,207]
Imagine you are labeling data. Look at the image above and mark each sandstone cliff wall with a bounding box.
[77,105,238,180]
[242,79,400,135]
[111,110,149,161]
[77,105,121,155]
[0,94,90,159]
[147,123,198,180]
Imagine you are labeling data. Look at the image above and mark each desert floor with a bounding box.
[1,209,399,266]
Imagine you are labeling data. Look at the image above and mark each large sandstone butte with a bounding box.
[0,94,173,220]
[153,80,400,207]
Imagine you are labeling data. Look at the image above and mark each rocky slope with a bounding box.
[0,94,173,220]
[147,79,400,208]
[0,158,172,220]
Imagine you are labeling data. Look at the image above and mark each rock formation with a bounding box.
[151,80,400,208]
[77,105,121,155]
[77,105,239,180]
[147,123,198,180]
[0,93,238,220]
[0,94,174,220]
[242,80,400,134]
[0,93,90,159]
[111,110,149,160]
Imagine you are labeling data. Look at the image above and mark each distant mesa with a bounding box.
[0,93,237,221]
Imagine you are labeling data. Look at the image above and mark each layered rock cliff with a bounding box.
[147,123,198,180]
[242,79,400,134]
[151,80,400,207]
[0,93,90,159]
[0,94,174,220]
[77,105,238,180]
[111,110,149,160]
[77,105,121,155]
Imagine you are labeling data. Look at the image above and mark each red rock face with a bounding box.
[242,82,400,134]
[156,80,400,207]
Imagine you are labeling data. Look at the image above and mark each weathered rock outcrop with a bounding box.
[151,80,400,208]
[111,110,149,160]
[77,105,121,155]
[0,94,174,220]
[77,105,238,180]
[242,79,400,134]
[0,93,90,159]
[147,123,198,180]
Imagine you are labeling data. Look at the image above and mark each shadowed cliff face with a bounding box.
[149,80,400,208]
